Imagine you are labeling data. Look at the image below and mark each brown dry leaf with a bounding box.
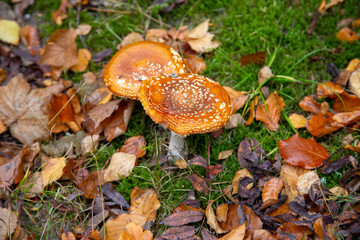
[280,163,310,202]
[329,186,348,197]
[186,19,220,52]
[317,82,344,99]
[289,113,308,128]
[104,152,136,181]
[318,0,344,14]
[188,174,209,194]
[49,93,75,133]
[216,203,228,223]
[41,156,66,186]
[224,86,249,113]
[161,210,204,227]
[253,229,277,240]
[346,58,360,71]
[344,142,360,153]
[278,134,329,169]
[78,170,104,199]
[0,69,7,84]
[118,32,144,49]
[245,96,258,125]
[74,24,92,36]
[218,204,242,232]
[337,27,360,43]
[299,95,322,113]
[255,92,286,131]
[81,134,100,154]
[118,222,153,240]
[158,226,196,240]
[61,231,76,240]
[258,66,273,85]
[225,113,245,129]
[129,187,161,222]
[145,29,169,43]
[0,120,6,134]
[296,171,320,195]
[175,159,188,169]
[206,202,228,234]
[306,112,340,137]
[105,213,148,240]
[120,136,146,160]
[218,150,233,160]
[52,0,72,25]
[313,217,324,239]
[332,110,360,127]
[240,51,266,66]
[261,177,283,209]
[348,68,360,97]
[183,54,206,74]
[70,49,91,72]
[0,20,20,45]
[333,91,360,112]
[0,208,18,240]
[218,223,246,240]
[20,25,41,55]
[40,28,78,72]
[232,169,254,194]
[274,221,312,240]
[0,74,63,145]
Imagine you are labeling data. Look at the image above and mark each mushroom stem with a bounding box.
[167,131,186,162]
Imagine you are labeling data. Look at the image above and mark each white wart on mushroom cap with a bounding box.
[104,41,186,99]
[139,73,232,135]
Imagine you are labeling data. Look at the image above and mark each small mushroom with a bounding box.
[104,41,186,99]
[139,73,232,161]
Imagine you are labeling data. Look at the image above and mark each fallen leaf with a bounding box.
[188,155,208,168]
[224,86,249,113]
[319,155,357,173]
[118,222,153,240]
[289,113,308,128]
[174,159,188,169]
[118,32,144,48]
[218,204,243,232]
[216,203,228,222]
[278,134,329,169]
[145,28,169,43]
[242,204,263,232]
[240,51,266,66]
[253,229,277,240]
[74,24,92,36]
[70,48,91,72]
[346,58,360,71]
[41,156,66,186]
[49,93,76,133]
[0,74,63,145]
[188,174,209,194]
[186,19,220,52]
[280,163,310,202]
[224,113,245,129]
[61,231,76,240]
[299,95,322,113]
[92,48,113,63]
[297,171,320,195]
[0,20,20,45]
[105,213,148,240]
[255,92,286,131]
[232,169,254,194]
[104,152,136,181]
[161,210,204,226]
[41,28,78,72]
[0,120,6,134]
[258,66,273,85]
[207,164,225,179]
[120,135,146,160]
[337,27,360,43]
[201,228,217,240]
[101,183,129,209]
[183,54,206,74]
[218,150,233,160]
[274,221,312,240]
[0,208,18,240]
[261,177,283,209]
[306,112,340,137]
[318,0,344,14]
[20,25,41,55]
[52,0,72,25]
[129,187,161,222]
[333,91,360,112]
[206,202,228,234]
[218,223,246,240]
[329,186,348,196]
[317,82,344,99]
[245,96,258,125]
[158,226,196,240]
[348,68,360,97]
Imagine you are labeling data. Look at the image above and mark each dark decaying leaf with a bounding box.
[161,210,204,226]
[240,51,266,66]
[237,137,253,168]
[188,155,208,168]
[319,155,356,174]
[201,228,217,240]
[207,164,224,179]
[101,183,129,209]
[92,48,113,62]
[159,225,196,240]
[188,174,209,194]
[278,134,329,169]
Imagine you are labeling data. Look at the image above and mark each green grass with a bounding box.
[19,0,360,238]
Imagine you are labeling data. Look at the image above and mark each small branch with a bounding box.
[167,131,186,162]
[307,10,319,35]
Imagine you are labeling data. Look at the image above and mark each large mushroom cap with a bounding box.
[104,41,186,99]
[139,73,232,135]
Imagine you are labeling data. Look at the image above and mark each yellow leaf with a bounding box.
[70,48,92,72]
[289,113,308,129]
[0,20,20,45]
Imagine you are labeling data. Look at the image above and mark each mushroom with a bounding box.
[104,41,186,99]
[139,73,232,161]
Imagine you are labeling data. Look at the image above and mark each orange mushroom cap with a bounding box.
[139,73,232,135]
[104,41,186,99]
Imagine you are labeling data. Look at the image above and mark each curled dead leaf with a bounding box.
[261,177,283,209]
[255,92,285,131]
[337,27,360,43]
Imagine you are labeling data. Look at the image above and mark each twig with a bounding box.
[136,5,171,28]
[307,10,319,35]
[84,7,134,15]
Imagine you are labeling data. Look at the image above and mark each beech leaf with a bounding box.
[255,92,285,131]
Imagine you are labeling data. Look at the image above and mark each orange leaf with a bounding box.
[40,28,78,72]
[333,91,360,112]
[318,0,344,14]
[245,96,258,125]
[52,0,72,25]
[337,27,360,43]
[70,48,91,72]
[280,163,310,202]
[317,82,344,99]
[274,221,312,240]
[278,134,329,169]
[299,95,321,113]
[224,86,249,113]
[306,112,340,137]
[261,177,283,209]
[183,54,206,74]
[255,92,285,131]
[20,25,41,56]
[120,135,146,161]
[240,51,266,66]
